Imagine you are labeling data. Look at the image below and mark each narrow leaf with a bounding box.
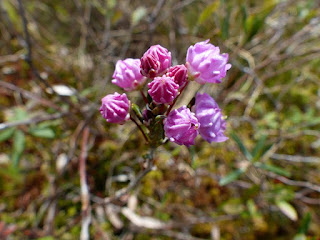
[221,8,230,40]
[241,4,248,31]
[230,132,252,161]
[254,162,291,177]
[12,130,25,167]
[29,128,55,139]
[298,212,311,234]
[219,168,245,186]
[276,201,298,221]
[131,103,143,121]
[197,2,219,25]
[252,135,267,160]
[189,145,196,168]
[131,7,147,26]
[0,128,15,142]
[293,234,306,240]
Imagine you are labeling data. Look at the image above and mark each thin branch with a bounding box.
[265,171,320,193]
[0,80,62,111]
[140,89,148,104]
[17,0,52,90]
[130,116,149,143]
[93,148,155,205]
[79,127,91,240]
[271,153,320,163]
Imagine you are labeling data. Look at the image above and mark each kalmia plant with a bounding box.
[100,40,231,148]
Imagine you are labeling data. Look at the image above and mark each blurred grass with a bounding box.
[0,0,320,239]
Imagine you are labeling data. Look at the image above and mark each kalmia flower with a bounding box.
[112,58,146,91]
[164,106,200,147]
[100,92,130,124]
[167,65,188,89]
[148,76,179,104]
[186,39,231,84]
[195,93,228,143]
[141,45,171,78]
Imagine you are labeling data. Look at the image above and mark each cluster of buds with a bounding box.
[100,40,231,147]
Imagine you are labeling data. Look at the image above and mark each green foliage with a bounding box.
[219,168,246,186]
[12,130,25,167]
[0,128,15,142]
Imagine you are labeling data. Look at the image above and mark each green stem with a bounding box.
[130,116,149,143]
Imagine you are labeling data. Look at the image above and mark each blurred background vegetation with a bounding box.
[0,0,320,239]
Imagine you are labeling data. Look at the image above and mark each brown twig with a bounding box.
[0,80,62,111]
[79,127,91,240]
[266,171,320,193]
[17,0,52,90]
[93,148,155,205]
[140,89,148,104]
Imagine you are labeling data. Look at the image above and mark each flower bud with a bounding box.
[141,45,171,78]
[112,58,146,91]
[186,40,231,84]
[167,65,188,89]
[100,92,130,124]
[164,106,199,147]
[148,76,179,104]
[195,93,228,143]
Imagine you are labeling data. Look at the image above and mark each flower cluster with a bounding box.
[100,40,231,147]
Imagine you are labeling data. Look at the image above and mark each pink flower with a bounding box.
[164,106,200,147]
[112,58,146,91]
[148,76,179,104]
[167,65,188,89]
[186,40,231,84]
[141,45,171,78]
[195,93,228,143]
[100,92,130,124]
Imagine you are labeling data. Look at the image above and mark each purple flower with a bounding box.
[100,92,130,124]
[148,76,179,104]
[164,106,200,147]
[195,93,228,143]
[141,45,171,78]
[186,40,231,84]
[167,65,188,89]
[112,58,146,91]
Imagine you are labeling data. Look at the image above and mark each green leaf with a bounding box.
[298,212,311,234]
[29,128,55,139]
[223,198,245,215]
[131,103,143,121]
[251,135,267,161]
[221,8,230,40]
[36,237,55,240]
[254,162,291,177]
[293,234,306,240]
[12,130,25,167]
[241,4,248,31]
[247,199,258,217]
[12,107,28,121]
[197,2,219,25]
[219,168,246,186]
[189,145,196,168]
[244,3,276,41]
[131,7,147,26]
[276,201,298,221]
[230,132,252,161]
[0,128,15,142]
